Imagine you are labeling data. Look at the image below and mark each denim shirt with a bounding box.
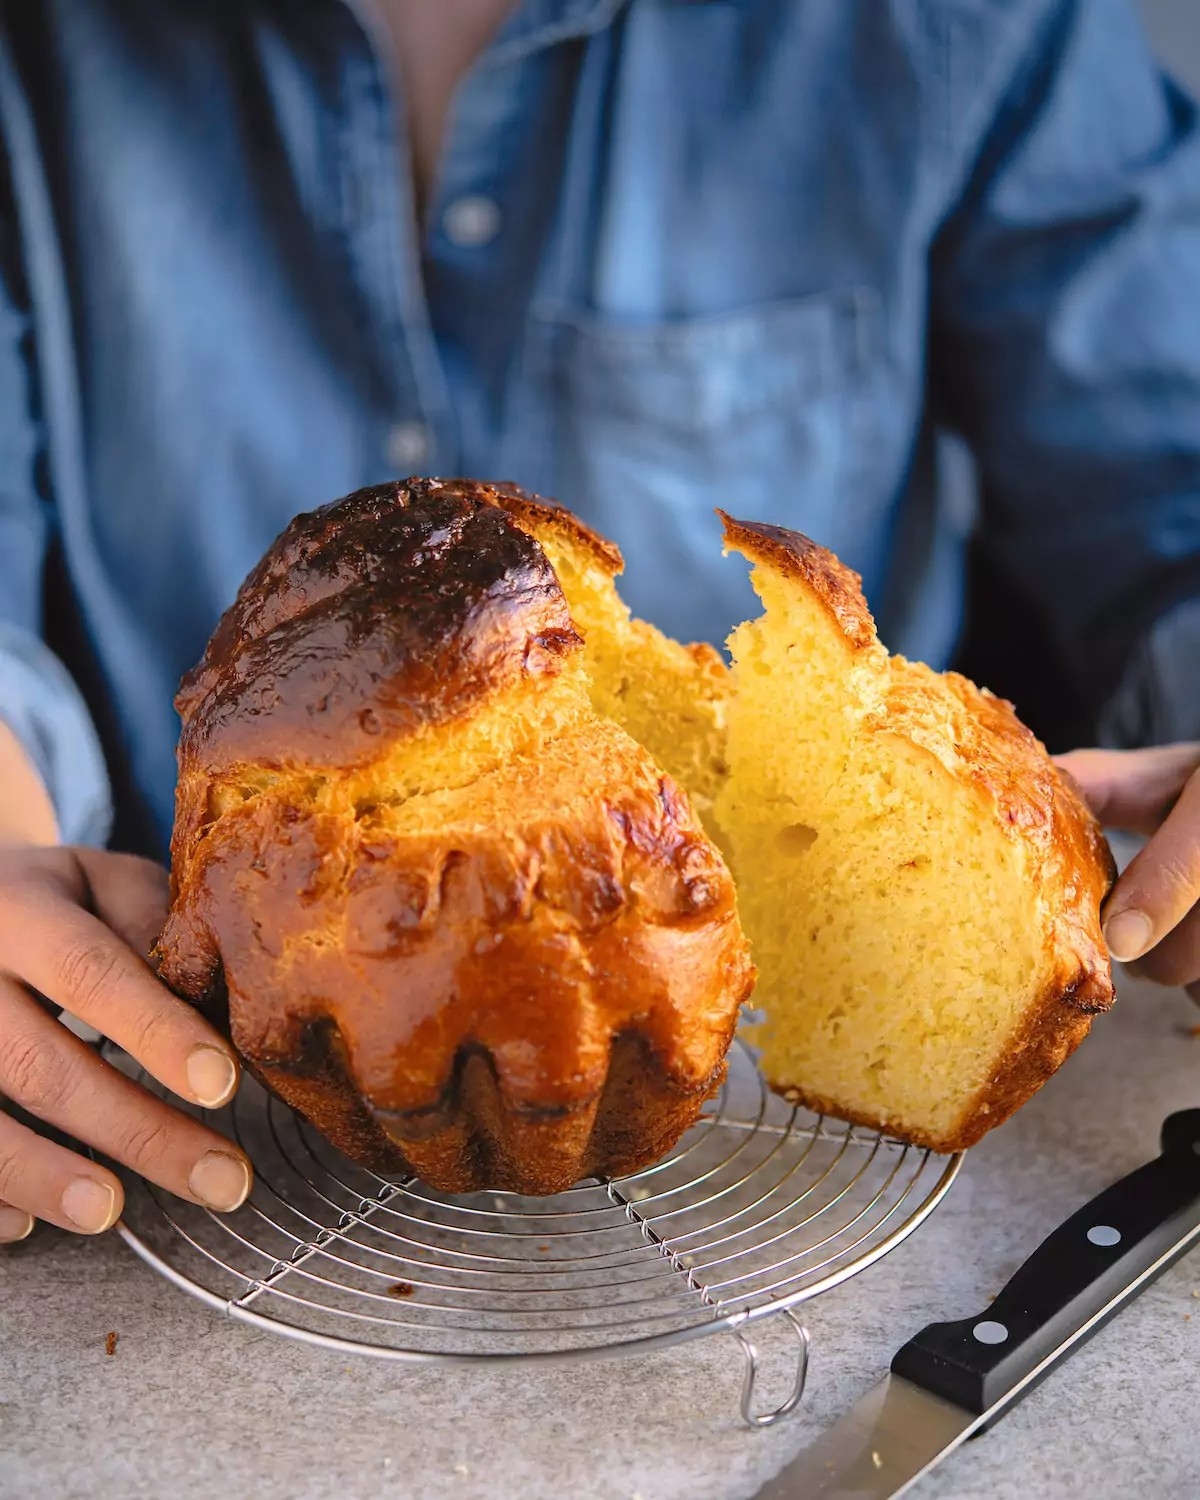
[0,0,1198,857]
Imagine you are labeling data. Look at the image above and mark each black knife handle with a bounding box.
[890,1109,1200,1417]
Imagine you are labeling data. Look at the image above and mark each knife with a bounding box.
[753,1107,1200,1499]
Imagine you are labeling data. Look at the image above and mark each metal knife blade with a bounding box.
[753,1106,1200,1500]
[751,1373,971,1500]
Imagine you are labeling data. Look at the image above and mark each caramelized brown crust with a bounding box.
[159,743,749,1105]
[158,481,753,1193]
[718,511,877,650]
[486,480,626,575]
[253,1032,730,1196]
[159,741,752,1193]
[176,479,583,777]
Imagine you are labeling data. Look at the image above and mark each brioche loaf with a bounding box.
[157,477,1114,1191]
[155,479,754,1194]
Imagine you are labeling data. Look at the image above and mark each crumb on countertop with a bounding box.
[104,1331,118,1357]
[386,1282,415,1298]
[453,1463,471,1477]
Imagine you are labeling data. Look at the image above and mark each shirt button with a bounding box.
[443,195,502,248]
[386,420,430,470]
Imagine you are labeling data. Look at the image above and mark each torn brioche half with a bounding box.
[155,479,754,1195]
[712,515,1115,1152]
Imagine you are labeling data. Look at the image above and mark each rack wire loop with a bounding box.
[101,1038,960,1427]
[736,1309,811,1427]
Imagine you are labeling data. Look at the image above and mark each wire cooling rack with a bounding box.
[105,1039,961,1425]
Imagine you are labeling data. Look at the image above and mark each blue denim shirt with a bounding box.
[1,0,1198,857]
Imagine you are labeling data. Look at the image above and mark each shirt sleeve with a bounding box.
[0,126,111,846]
[930,0,1200,749]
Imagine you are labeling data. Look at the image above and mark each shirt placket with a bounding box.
[423,55,552,474]
[426,5,629,474]
[335,2,455,477]
[336,0,626,482]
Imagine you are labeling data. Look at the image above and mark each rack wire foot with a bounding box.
[735,1309,810,1427]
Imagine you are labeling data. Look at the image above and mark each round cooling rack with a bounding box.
[103,1039,961,1425]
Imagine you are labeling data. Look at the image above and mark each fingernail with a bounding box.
[188,1151,250,1212]
[0,1206,34,1243]
[186,1046,238,1108]
[1104,908,1153,963]
[61,1177,118,1233]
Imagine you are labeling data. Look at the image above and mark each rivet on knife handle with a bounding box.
[890,1108,1200,1417]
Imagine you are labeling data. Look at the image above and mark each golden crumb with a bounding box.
[104,1331,118,1357]
[515,517,730,832]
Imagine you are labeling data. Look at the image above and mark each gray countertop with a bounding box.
[5,971,1200,1500]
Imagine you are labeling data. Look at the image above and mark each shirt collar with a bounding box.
[345,1,718,71]
[488,0,630,64]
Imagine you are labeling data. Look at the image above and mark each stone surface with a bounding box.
[5,973,1200,1499]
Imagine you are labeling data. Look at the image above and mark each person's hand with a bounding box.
[0,844,251,1244]
[1055,742,1200,1001]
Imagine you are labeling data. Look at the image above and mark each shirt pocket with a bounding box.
[516,287,883,645]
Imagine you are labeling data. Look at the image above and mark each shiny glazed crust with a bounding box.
[157,479,754,1194]
[721,513,1116,1151]
[173,480,582,776]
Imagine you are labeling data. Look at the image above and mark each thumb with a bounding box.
[74,848,171,961]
